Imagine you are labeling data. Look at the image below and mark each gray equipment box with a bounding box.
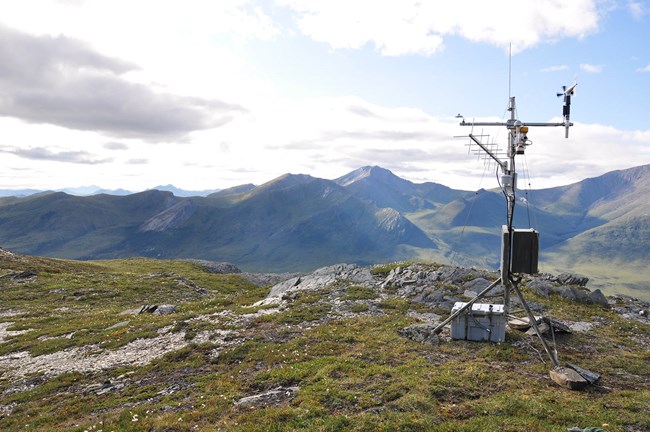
[450,302,506,343]
[511,228,539,274]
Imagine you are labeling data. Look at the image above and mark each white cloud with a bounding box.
[541,65,570,72]
[580,63,604,73]
[515,121,650,189]
[627,1,645,19]
[0,1,281,104]
[636,65,650,73]
[104,142,129,151]
[0,0,644,194]
[278,0,601,56]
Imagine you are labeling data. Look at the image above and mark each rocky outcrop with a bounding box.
[527,275,610,307]
[185,259,242,274]
[139,200,196,232]
[266,263,376,300]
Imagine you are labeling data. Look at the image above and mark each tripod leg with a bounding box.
[511,282,559,367]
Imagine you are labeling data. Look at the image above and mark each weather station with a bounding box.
[430,74,593,388]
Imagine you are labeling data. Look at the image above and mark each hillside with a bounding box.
[533,165,650,298]
[0,165,648,298]
[0,174,440,272]
[0,251,648,431]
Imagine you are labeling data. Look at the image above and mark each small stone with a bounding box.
[463,290,478,299]
[549,367,588,390]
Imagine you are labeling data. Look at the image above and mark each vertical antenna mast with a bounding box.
[508,44,512,99]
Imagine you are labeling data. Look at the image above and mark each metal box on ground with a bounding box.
[450,302,506,343]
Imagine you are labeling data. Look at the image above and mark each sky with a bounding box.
[0,0,649,193]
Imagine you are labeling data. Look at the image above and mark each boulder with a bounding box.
[589,289,609,307]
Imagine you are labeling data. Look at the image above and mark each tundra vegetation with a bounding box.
[0,251,648,431]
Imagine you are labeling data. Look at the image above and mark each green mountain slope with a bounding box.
[0,164,647,297]
[0,175,439,272]
[536,165,650,297]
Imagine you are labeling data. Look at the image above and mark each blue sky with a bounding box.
[0,0,648,192]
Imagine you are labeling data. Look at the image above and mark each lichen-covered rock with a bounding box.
[398,324,440,345]
[556,273,589,287]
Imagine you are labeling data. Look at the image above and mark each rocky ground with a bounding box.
[2,261,647,385]
[1,253,649,431]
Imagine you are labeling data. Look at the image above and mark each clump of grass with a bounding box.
[371,262,413,276]
[341,285,379,301]
[349,303,370,313]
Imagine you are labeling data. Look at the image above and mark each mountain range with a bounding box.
[0,164,648,298]
[0,184,219,198]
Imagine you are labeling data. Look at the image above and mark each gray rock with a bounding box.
[589,289,609,307]
[556,273,589,287]
[267,264,375,299]
[138,304,177,315]
[463,277,492,292]
[549,367,588,390]
[414,289,445,304]
[553,286,589,302]
[154,305,178,315]
[235,386,299,406]
[400,285,424,298]
[185,259,242,274]
[398,324,440,345]
[106,321,130,330]
[463,290,478,299]
[527,279,555,296]
[568,321,595,332]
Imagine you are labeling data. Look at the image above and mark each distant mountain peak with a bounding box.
[335,166,399,187]
[256,173,316,191]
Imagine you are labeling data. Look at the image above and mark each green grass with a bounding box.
[1,254,648,431]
